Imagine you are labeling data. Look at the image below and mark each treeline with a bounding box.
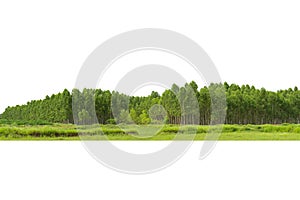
[1,89,73,124]
[1,82,300,125]
[225,83,300,124]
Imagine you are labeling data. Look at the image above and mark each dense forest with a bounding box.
[1,82,300,125]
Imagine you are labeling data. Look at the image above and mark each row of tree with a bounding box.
[1,82,300,125]
[1,89,73,123]
[225,83,300,124]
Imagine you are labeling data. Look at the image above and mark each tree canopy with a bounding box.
[1,82,300,125]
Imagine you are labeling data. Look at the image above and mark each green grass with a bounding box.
[1,123,300,140]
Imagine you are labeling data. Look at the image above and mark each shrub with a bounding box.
[222,125,239,132]
[293,127,300,133]
[197,126,208,133]
[106,119,117,125]
[162,126,179,133]
[262,125,294,133]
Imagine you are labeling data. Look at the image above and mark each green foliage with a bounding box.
[117,109,132,124]
[78,109,91,125]
[0,119,52,125]
[222,125,239,132]
[1,81,300,126]
[139,111,150,125]
[1,124,300,140]
[106,119,116,125]
[1,89,72,124]
[293,127,300,133]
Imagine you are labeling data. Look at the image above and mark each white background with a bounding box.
[1,0,300,199]
[1,142,300,200]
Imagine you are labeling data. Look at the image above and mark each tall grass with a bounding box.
[1,123,300,139]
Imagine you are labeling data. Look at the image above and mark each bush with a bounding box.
[162,126,179,133]
[222,125,239,132]
[262,124,295,133]
[197,126,208,133]
[262,125,276,132]
[239,125,253,131]
[106,119,116,125]
[293,127,300,133]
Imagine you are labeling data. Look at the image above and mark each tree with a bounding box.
[2,82,300,125]
[139,111,150,125]
[118,109,131,124]
[78,109,91,125]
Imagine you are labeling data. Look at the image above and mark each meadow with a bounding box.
[1,123,300,140]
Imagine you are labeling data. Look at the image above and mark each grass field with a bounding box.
[1,123,300,140]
